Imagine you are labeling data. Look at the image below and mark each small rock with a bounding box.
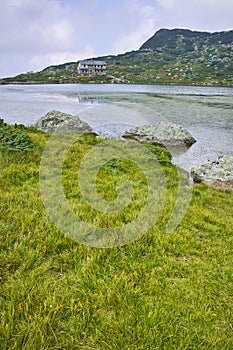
[191,155,233,190]
[33,110,96,134]
[122,122,196,148]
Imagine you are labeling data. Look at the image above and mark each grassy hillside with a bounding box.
[2,28,233,86]
[1,123,233,349]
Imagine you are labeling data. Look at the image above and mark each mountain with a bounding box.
[141,28,233,51]
[2,28,233,86]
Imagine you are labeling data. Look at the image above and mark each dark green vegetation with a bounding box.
[0,119,34,151]
[1,123,233,349]
[2,28,233,86]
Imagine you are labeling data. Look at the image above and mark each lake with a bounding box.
[0,83,233,172]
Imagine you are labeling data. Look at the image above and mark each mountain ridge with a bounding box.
[2,28,233,86]
[141,28,233,50]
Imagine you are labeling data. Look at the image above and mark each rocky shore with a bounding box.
[191,155,233,190]
[32,111,233,191]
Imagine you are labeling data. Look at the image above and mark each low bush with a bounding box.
[0,119,34,151]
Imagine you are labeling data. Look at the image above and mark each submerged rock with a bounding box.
[191,155,233,190]
[33,110,95,134]
[122,122,196,148]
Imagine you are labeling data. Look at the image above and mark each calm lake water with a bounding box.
[0,83,233,172]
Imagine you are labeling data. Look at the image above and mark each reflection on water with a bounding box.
[94,123,135,138]
[0,84,232,172]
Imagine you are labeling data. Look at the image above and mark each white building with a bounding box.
[77,60,106,76]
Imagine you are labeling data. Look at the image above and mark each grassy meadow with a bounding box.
[0,125,233,349]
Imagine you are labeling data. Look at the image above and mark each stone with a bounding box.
[33,110,95,134]
[122,122,196,148]
[191,155,233,190]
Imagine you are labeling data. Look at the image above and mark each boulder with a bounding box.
[191,155,233,190]
[33,110,95,134]
[122,122,196,148]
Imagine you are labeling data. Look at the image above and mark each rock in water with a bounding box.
[191,155,233,190]
[122,122,196,147]
[33,110,95,134]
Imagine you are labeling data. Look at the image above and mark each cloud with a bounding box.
[0,0,232,77]
[111,2,157,53]
[155,0,233,31]
[0,0,94,76]
[0,0,72,52]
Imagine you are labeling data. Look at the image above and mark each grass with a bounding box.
[0,127,233,349]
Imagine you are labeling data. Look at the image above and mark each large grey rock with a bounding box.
[33,110,95,134]
[191,155,233,190]
[122,122,196,147]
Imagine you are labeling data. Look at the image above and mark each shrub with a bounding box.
[0,119,34,151]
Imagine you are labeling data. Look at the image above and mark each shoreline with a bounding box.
[1,80,233,88]
[0,84,232,174]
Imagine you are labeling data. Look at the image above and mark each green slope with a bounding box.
[1,124,233,349]
[2,28,233,86]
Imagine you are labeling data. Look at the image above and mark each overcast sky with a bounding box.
[0,0,232,78]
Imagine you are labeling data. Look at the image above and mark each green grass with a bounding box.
[0,127,233,349]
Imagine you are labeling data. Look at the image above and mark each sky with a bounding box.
[0,0,232,78]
